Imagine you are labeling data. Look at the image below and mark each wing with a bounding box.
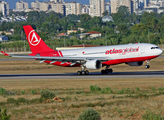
[1,51,110,64]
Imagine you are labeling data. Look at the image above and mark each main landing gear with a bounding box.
[145,60,150,69]
[101,66,113,74]
[77,66,89,75]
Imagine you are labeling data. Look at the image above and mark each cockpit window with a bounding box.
[151,47,159,49]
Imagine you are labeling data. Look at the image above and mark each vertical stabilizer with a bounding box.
[23,25,53,53]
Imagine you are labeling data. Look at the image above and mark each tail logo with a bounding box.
[28,30,41,46]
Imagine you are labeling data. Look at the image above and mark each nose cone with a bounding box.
[158,48,163,55]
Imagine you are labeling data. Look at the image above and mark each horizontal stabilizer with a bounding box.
[1,51,10,56]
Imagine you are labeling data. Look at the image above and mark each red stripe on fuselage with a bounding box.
[59,51,63,57]
[102,55,159,66]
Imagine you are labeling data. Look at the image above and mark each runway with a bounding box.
[0,71,164,79]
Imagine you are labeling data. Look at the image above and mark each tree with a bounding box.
[117,6,130,17]
[118,24,129,36]
[80,14,92,29]
[112,12,125,25]
[102,10,109,16]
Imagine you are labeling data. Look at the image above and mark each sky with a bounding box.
[5,0,89,9]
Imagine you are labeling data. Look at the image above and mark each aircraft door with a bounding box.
[140,46,145,55]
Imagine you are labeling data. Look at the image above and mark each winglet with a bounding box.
[1,51,10,56]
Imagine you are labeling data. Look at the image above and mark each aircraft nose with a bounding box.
[158,48,163,55]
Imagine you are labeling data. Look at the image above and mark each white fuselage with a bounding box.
[61,43,162,61]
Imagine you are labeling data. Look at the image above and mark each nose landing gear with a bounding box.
[101,66,113,74]
[145,60,150,69]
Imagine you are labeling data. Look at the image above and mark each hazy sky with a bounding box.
[5,0,89,9]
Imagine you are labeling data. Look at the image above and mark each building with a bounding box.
[139,0,144,9]
[16,1,29,10]
[144,0,150,7]
[67,30,77,35]
[144,4,160,13]
[106,2,111,14]
[51,3,65,15]
[0,1,9,16]
[81,5,90,14]
[50,0,63,3]
[160,2,164,7]
[86,31,102,38]
[40,2,50,11]
[0,36,8,42]
[89,0,105,17]
[78,28,85,32]
[111,0,133,13]
[31,0,41,10]
[157,7,164,13]
[102,15,114,22]
[64,2,81,16]
[131,0,139,13]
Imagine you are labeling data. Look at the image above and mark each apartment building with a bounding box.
[51,3,65,15]
[16,1,29,10]
[0,1,9,16]
[40,2,50,11]
[31,0,81,16]
[31,0,41,10]
[89,0,105,17]
[111,0,132,13]
[50,0,63,3]
[144,0,150,7]
[81,5,90,14]
[132,0,139,13]
[64,2,81,16]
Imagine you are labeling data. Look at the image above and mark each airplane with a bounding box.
[1,25,163,75]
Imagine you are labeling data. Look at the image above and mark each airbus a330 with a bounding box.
[1,25,163,75]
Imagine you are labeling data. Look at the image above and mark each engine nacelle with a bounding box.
[127,61,143,66]
[85,60,102,70]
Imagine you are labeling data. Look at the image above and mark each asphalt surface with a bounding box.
[0,71,164,79]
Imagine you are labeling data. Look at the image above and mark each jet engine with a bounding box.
[127,61,143,66]
[85,60,102,69]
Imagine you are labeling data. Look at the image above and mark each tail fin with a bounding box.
[23,25,53,53]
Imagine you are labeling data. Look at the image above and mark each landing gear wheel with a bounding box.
[145,65,150,69]
[77,70,89,75]
[145,60,150,69]
[77,71,81,75]
[85,70,89,75]
[101,70,105,74]
[81,71,86,75]
[101,68,113,75]
[105,70,108,74]
[108,69,113,73]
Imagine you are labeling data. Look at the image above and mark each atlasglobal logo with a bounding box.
[105,47,139,55]
[28,30,41,46]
